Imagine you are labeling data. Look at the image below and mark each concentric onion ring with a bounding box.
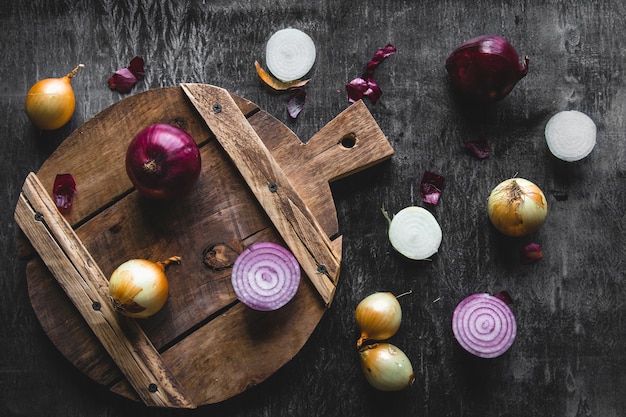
[231,242,301,311]
[452,293,517,358]
[265,28,316,82]
[387,206,442,260]
[544,110,597,162]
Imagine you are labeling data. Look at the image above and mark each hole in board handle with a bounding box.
[339,133,357,149]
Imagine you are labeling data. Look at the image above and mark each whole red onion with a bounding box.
[445,35,529,103]
[126,124,201,200]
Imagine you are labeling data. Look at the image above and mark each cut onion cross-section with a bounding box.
[231,242,301,311]
[452,293,517,358]
[385,206,443,260]
[544,110,597,162]
[265,28,316,82]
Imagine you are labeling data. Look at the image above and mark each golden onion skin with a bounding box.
[355,292,402,348]
[25,64,83,130]
[487,178,547,237]
[359,343,415,391]
[108,257,179,319]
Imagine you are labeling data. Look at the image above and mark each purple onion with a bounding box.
[125,124,201,200]
[445,35,529,102]
[231,242,301,311]
[452,293,517,358]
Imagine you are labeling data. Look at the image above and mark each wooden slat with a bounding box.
[181,83,340,306]
[14,173,195,409]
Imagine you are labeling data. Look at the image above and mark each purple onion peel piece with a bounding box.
[53,173,77,211]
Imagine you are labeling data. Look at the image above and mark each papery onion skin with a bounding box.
[109,56,145,93]
[25,64,84,130]
[53,173,77,211]
[420,171,445,205]
[355,292,402,348]
[231,242,301,311]
[521,242,543,264]
[359,343,415,391]
[446,35,528,103]
[452,293,517,358]
[346,44,396,104]
[487,178,547,237]
[286,87,307,119]
[126,124,201,200]
[108,256,180,319]
[254,60,310,91]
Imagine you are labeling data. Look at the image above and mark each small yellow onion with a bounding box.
[359,343,415,391]
[487,177,548,237]
[355,292,402,349]
[108,256,180,319]
[25,64,84,130]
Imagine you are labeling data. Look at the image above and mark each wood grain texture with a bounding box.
[181,83,341,305]
[15,173,194,408]
[2,0,626,416]
[16,84,391,407]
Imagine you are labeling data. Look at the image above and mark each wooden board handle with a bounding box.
[304,99,395,183]
[181,83,340,306]
[14,173,195,409]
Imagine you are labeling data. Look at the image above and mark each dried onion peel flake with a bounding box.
[286,88,307,118]
[521,242,543,264]
[53,173,77,210]
[109,56,145,94]
[346,44,396,104]
[254,61,309,91]
[464,139,491,159]
[420,171,445,205]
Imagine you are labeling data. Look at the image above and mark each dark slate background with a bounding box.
[1,1,625,416]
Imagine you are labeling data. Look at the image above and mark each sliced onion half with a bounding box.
[387,206,442,260]
[231,242,301,311]
[452,293,517,358]
[545,110,597,162]
[266,28,316,82]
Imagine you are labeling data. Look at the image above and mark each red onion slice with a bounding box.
[231,242,301,311]
[452,293,517,358]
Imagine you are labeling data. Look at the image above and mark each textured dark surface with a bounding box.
[1,1,625,416]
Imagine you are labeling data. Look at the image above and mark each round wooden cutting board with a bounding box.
[17,85,393,408]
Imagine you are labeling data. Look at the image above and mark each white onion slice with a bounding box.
[544,110,597,161]
[452,293,517,358]
[231,242,301,311]
[387,206,442,260]
[265,28,316,82]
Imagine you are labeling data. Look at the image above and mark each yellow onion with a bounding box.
[108,256,180,319]
[25,64,84,130]
[487,177,547,237]
[355,292,402,348]
[359,343,415,391]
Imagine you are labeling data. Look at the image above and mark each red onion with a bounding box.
[231,242,301,311]
[452,293,517,358]
[445,35,529,102]
[125,124,201,200]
